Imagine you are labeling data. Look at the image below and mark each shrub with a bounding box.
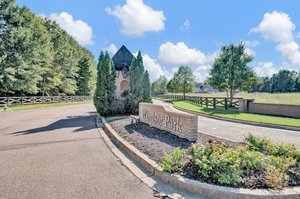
[161,148,185,173]
[189,144,264,186]
[265,166,289,189]
[265,156,297,171]
[245,134,274,153]
[245,134,300,162]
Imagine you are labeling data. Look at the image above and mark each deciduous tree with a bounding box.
[208,42,254,104]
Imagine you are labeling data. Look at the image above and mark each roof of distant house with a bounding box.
[112,45,134,71]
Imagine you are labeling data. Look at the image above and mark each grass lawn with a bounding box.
[0,100,92,112]
[158,98,300,128]
[171,92,300,105]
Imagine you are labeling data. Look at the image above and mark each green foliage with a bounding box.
[152,75,168,94]
[129,51,151,104]
[245,134,300,161]
[142,71,152,103]
[189,144,263,186]
[161,148,185,173]
[94,52,116,116]
[208,42,255,103]
[0,1,95,96]
[170,66,195,98]
[251,70,300,93]
[76,56,96,96]
[129,51,144,97]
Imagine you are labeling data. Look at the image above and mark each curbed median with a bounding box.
[99,116,300,199]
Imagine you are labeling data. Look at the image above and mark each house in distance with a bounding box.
[112,45,134,97]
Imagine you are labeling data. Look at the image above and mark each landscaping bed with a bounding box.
[109,117,193,162]
[109,117,300,190]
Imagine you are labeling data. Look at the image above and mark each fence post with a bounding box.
[7,97,9,107]
[213,98,216,109]
[205,98,208,107]
[200,97,202,106]
[225,98,228,110]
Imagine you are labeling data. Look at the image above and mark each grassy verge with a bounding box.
[105,115,129,123]
[0,101,92,112]
[157,98,300,128]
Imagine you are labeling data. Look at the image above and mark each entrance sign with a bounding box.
[139,103,198,141]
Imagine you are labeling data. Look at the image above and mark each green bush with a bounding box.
[161,148,185,173]
[189,144,264,186]
[245,134,300,161]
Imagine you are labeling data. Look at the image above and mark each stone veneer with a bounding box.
[139,103,198,141]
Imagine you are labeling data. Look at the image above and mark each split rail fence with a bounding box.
[162,95,241,110]
[0,96,92,107]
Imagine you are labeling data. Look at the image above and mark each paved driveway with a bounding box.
[0,104,156,199]
[153,99,300,148]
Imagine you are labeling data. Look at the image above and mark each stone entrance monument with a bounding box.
[139,103,198,141]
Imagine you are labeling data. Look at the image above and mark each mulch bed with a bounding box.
[109,117,194,163]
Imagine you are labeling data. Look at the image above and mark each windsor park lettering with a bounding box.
[139,103,198,141]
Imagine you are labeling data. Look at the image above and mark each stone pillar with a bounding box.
[239,99,254,113]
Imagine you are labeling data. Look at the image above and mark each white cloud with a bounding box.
[245,48,256,56]
[180,19,190,32]
[104,43,118,55]
[252,11,300,71]
[250,11,295,43]
[276,41,300,71]
[106,0,165,36]
[244,40,260,47]
[297,32,300,38]
[133,52,167,81]
[254,62,278,77]
[193,65,212,82]
[49,12,93,46]
[158,42,208,66]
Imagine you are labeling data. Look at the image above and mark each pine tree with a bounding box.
[129,51,143,96]
[77,57,93,96]
[93,51,116,115]
[142,71,151,102]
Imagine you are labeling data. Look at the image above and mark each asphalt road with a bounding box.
[153,99,300,148]
[0,104,156,199]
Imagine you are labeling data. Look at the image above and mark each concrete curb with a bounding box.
[163,100,300,132]
[100,115,300,199]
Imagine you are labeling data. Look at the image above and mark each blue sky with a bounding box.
[16,0,300,82]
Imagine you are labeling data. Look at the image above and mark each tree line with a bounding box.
[0,0,96,97]
[94,51,151,116]
[251,70,300,93]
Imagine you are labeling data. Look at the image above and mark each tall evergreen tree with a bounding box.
[129,51,144,97]
[76,56,96,96]
[93,51,116,115]
[142,71,151,102]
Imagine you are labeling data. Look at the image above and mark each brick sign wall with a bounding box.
[139,103,198,141]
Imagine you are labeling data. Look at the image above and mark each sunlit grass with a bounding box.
[169,92,300,105]
[0,101,92,112]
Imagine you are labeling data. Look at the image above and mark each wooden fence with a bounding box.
[0,96,92,107]
[163,94,241,110]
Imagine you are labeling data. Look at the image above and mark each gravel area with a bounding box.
[109,117,194,163]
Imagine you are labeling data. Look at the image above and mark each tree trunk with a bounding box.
[230,88,233,107]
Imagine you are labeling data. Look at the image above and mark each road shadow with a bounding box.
[11,114,96,136]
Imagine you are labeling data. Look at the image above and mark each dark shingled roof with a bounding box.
[112,45,134,71]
